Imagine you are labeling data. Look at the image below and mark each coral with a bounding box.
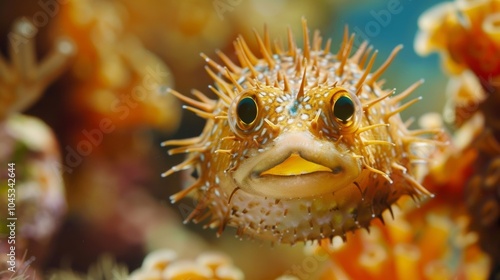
[0,251,41,280]
[416,0,500,273]
[0,115,66,262]
[51,157,205,274]
[120,0,235,73]
[0,17,70,277]
[130,249,244,280]
[41,0,184,268]
[118,0,334,74]
[0,17,74,120]
[51,0,181,133]
[418,112,482,198]
[466,155,500,263]
[48,255,129,280]
[415,0,500,127]
[415,0,500,82]
[3,1,496,279]
[314,198,490,280]
[442,70,486,126]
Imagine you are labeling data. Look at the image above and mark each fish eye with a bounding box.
[237,96,258,129]
[229,92,263,136]
[332,95,355,124]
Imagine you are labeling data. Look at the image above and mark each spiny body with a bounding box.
[163,19,438,244]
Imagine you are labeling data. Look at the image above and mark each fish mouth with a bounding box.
[258,153,338,177]
[232,132,361,199]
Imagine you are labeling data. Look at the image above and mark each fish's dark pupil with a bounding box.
[334,96,354,122]
[237,97,258,125]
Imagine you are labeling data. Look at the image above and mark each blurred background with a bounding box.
[0,0,452,279]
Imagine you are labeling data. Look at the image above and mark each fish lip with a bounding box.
[249,134,349,174]
[251,152,342,178]
[232,131,361,199]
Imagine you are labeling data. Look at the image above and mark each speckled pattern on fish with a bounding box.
[163,18,440,244]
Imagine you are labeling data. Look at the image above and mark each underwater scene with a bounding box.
[1,0,499,279]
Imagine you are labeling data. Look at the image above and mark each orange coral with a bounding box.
[130,249,243,280]
[315,198,490,280]
[415,0,500,126]
[416,1,500,271]
[415,0,500,81]
[51,0,181,134]
[0,17,69,277]
[466,154,500,263]
[0,18,74,120]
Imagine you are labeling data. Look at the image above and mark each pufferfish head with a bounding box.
[163,18,440,244]
[226,83,369,201]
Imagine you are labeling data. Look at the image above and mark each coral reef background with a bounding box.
[3,0,496,279]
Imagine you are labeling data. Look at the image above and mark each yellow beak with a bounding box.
[260,153,332,176]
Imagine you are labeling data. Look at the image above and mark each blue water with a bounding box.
[326,0,449,121]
